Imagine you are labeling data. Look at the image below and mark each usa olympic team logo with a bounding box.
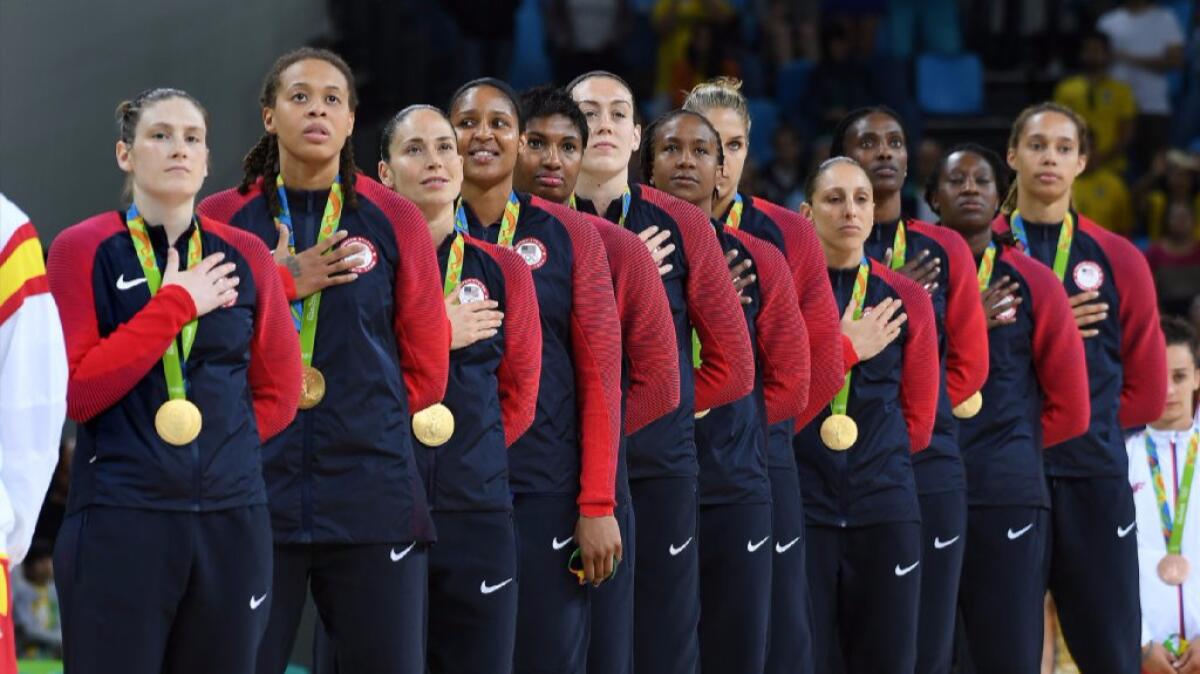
[1072,261,1104,292]
[458,278,489,304]
[341,236,378,273]
[515,237,548,270]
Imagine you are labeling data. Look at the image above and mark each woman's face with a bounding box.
[802,161,875,261]
[264,58,355,169]
[702,106,748,203]
[843,112,907,198]
[1006,111,1087,206]
[572,75,641,179]
[378,109,463,214]
[932,150,1000,234]
[648,115,721,212]
[450,85,521,190]
[116,97,209,203]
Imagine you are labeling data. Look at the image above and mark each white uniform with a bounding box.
[0,193,66,564]
[1127,426,1200,647]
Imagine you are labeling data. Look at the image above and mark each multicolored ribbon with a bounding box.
[443,199,470,297]
[1145,432,1199,555]
[723,193,744,231]
[274,175,345,368]
[830,259,871,416]
[125,204,202,402]
[1010,209,1074,281]
[495,191,522,248]
[888,220,908,270]
[977,241,997,291]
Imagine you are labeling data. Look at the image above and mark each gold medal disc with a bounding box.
[820,414,858,451]
[1158,553,1191,586]
[952,391,984,419]
[299,366,326,410]
[155,399,203,446]
[413,403,455,447]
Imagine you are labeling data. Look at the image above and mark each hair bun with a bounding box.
[706,76,743,92]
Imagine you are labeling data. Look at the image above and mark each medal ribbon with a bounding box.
[1010,210,1074,281]
[568,186,631,227]
[274,175,345,367]
[1146,433,1199,555]
[830,259,871,416]
[125,204,202,401]
[977,242,997,291]
[495,191,523,248]
[888,220,908,270]
[723,193,744,231]
[444,200,469,297]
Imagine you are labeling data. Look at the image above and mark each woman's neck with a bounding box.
[574,169,628,216]
[873,189,902,223]
[1015,189,1071,224]
[960,223,994,257]
[696,196,714,219]
[133,191,195,244]
[822,241,863,269]
[462,177,514,226]
[278,148,340,191]
[424,202,456,248]
[714,188,737,219]
[1150,414,1194,432]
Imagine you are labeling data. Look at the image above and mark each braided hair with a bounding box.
[238,47,360,215]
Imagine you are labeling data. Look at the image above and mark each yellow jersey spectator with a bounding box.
[1055,31,1137,175]
[1074,167,1136,236]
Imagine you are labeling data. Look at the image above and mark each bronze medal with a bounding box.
[155,399,203,446]
[1158,553,1191,586]
[299,366,326,410]
[820,414,858,451]
[952,391,984,419]
[413,403,455,447]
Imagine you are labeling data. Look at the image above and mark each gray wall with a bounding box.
[0,0,333,243]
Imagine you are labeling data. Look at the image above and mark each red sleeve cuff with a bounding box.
[157,284,198,322]
[578,503,616,518]
[841,333,859,372]
[276,263,298,302]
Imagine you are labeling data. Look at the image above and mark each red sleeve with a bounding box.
[534,199,623,517]
[595,221,681,434]
[641,187,754,410]
[359,178,450,412]
[911,221,989,406]
[1088,221,1167,428]
[46,214,198,422]
[205,218,301,441]
[1010,251,1090,447]
[753,198,843,423]
[198,184,299,301]
[477,240,543,447]
[879,263,939,452]
[731,228,810,423]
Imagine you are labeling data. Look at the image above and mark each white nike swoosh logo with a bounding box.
[116,274,147,291]
[747,536,770,552]
[1117,521,1136,538]
[552,536,574,551]
[480,578,514,594]
[390,542,416,562]
[249,593,267,610]
[895,561,920,577]
[88,455,97,464]
[668,537,694,556]
[933,536,960,549]
[775,537,800,554]
[1007,523,1034,540]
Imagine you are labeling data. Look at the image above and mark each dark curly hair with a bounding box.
[520,85,588,149]
[237,47,360,215]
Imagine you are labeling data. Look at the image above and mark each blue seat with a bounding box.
[915,52,984,115]
[508,0,552,89]
[775,59,814,116]
[747,98,781,166]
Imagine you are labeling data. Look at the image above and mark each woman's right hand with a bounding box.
[161,249,239,318]
[1142,641,1177,674]
[445,292,504,350]
[841,296,906,361]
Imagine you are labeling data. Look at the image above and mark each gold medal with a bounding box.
[299,366,326,410]
[952,391,983,419]
[413,403,455,447]
[820,414,858,451]
[155,399,202,446]
[1158,553,1191,586]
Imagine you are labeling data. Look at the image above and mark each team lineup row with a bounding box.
[12,45,1170,674]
